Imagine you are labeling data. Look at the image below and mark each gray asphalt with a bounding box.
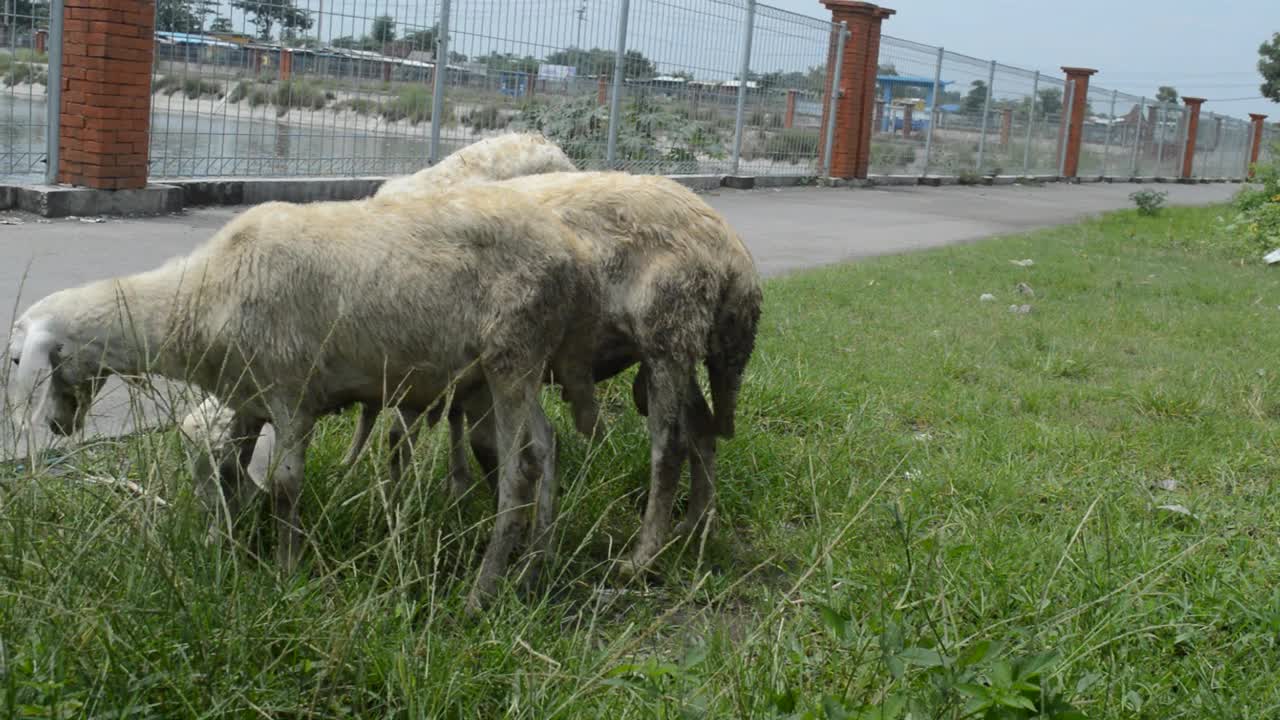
[0,181,1242,459]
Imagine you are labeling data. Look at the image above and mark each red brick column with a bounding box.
[784,89,798,129]
[1059,66,1096,178]
[526,72,536,98]
[1000,107,1013,147]
[901,104,912,138]
[817,1,895,179]
[597,75,608,106]
[35,29,47,53]
[1249,113,1268,178]
[381,60,393,83]
[57,0,156,190]
[1179,97,1204,179]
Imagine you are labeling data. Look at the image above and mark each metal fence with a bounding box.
[0,0,1273,184]
[140,0,844,179]
[0,4,52,182]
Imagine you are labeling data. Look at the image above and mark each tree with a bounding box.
[209,16,234,33]
[156,0,200,32]
[1259,32,1280,103]
[402,27,437,51]
[1155,85,1178,105]
[962,80,988,115]
[371,15,395,44]
[542,47,655,79]
[231,0,312,41]
[1037,87,1062,116]
[3,0,49,28]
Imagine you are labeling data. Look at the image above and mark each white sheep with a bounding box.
[374,131,577,199]
[352,171,764,574]
[8,184,603,611]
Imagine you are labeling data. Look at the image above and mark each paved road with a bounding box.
[0,181,1242,457]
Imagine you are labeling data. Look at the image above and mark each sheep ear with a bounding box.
[13,324,59,430]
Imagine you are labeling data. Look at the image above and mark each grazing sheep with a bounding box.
[374,131,577,199]
[361,171,763,574]
[8,185,603,610]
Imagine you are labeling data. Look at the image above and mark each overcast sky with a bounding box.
[767,0,1279,119]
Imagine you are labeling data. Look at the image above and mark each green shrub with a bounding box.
[870,140,919,171]
[273,79,329,116]
[2,60,46,87]
[1223,160,1280,253]
[334,97,380,116]
[228,79,272,107]
[1129,188,1168,216]
[463,103,508,132]
[763,129,820,163]
[380,85,451,125]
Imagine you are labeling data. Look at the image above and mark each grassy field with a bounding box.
[4,203,1280,718]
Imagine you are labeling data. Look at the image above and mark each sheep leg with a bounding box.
[675,385,717,538]
[466,379,542,613]
[631,363,650,417]
[623,358,692,575]
[522,402,559,592]
[341,402,379,466]
[460,389,500,498]
[193,413,266,544]
[264,412,316,574]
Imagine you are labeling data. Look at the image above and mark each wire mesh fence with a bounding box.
[0,0,1272,184]
[0,5,52,182]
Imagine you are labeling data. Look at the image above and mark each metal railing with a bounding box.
[0,0,1272,184]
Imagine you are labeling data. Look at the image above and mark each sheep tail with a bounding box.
[705,266,762,439]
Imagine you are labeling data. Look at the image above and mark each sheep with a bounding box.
[7,184,604,610]
[172,130,580,501]
[373,131,577,200]
[344,171,764,574]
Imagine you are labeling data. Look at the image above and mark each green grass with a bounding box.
[152,75,225,100]
[5,204,1280,717]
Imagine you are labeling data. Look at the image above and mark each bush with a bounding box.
[380,85,450,125]
[274,79,329,116]
[154,75,224,100]
[228,80,272,108]
[870,140,918,171]
[763,129,820,163]
[1129,188,1168,216]
[463,103,509,132]
[334,97,380,116]
[2,60,46,87]
[1223,160,1280,253]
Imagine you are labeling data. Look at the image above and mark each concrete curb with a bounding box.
[0,170,1254,217]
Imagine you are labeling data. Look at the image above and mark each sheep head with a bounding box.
[8,307,109,437]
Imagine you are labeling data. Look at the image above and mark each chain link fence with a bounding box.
[0,0,1272,184]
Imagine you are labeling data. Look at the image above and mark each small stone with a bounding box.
[1010,258,1035,267]
[1154,478,1178,492]
[980,293,996,302]
[1016,282,1035,297]
[1265,248,1280,265]
[1009,304,1032,314]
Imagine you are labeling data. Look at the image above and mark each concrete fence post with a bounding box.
[1059,66,1097,178]
[1179,97,1204,179]
[975,59,994,172]
[818,0,895,180]
[43,0,62,185]
[819,21,849,176]
[1022,70,1038,176]
[1249,113,1269,178]
[56,0,157,190]
[922,44,943,176]
[604,0,631,167]
[428,0,452,165]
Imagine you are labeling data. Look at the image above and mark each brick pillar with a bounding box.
[784,89,798,129]
[57,0,156,190]
[1179,97,1204,179]
[1145,105,1158,158]
[901,104,912,138]
[1249,113,1269,178]
[1000,107,1013,147]
[35,29,47,53]
[817,1,895,179]
[1059,66,1097,177]
[597,75,608,106]
[279,49,293,81]
[527,72,536,98]
[382,61,393,83]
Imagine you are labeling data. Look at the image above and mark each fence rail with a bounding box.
[0,0,1274,184]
